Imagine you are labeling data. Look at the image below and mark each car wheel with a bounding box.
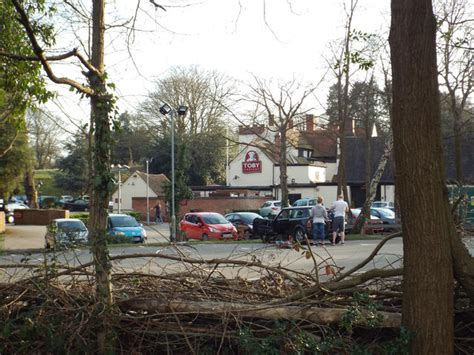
[293,227,305,243]
[202,233,209,241]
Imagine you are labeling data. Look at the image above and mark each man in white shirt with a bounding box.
[331,194,349,245]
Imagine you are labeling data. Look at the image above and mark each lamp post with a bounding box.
[145,158,153,224]
[111,164,129,213]
[159,103,188,243]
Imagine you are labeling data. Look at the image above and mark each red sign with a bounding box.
[242,150,262,173]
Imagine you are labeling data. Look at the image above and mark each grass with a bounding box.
[34,169,62,196]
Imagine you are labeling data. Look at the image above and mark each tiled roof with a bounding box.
[135,171,169,195]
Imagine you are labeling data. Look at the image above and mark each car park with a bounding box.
[45,218,89,249]
[64,198,89,212]
[107,214,146,243]
[292,198,316,207]
[348,209,385,234]
[224,212,262,239]
[259,200,282,218]
[180,212,238,241]
[371,201,395,212]
[253,206,328,243]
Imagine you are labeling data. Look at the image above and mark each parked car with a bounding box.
[45,218,89,249]
[348,209,385,234]
[107,214,146,243]
[39,195,59,208]
[179,212,238,241]
[371,201,395,212]
[253,206,325,243]
[64,199,89,212]
[292,198,316,207]
[4,202,29,224]
[224,212,262,239]
[259,200,282,218]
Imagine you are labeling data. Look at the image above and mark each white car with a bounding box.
[371,201,395,211]
[259,200,282,218]
[45,218,89,249]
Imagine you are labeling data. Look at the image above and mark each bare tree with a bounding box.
[231,77,315,207]
[436,0,474,183]
[27,109,62,169]
[325,0,377,202]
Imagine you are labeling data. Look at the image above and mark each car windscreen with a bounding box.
[110,216,139,228]
[57,221,87,232]
[274,202,282,207]
[201,214,229,224]
[240,213,261,224]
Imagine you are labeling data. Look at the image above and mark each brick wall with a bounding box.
[132,197,268,221]
[13,209,70,225]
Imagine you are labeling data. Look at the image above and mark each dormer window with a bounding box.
[298,149,312,158]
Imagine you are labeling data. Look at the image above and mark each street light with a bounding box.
[146,158,153,224]
[159,103,188,243]
[111,164,129,213]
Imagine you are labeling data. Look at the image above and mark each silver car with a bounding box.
[45,218,89,249]
[259,200,282,218]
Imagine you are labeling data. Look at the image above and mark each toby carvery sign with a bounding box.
[242,150,262,173]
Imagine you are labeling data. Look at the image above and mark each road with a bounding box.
[1,223,404,282]
[2,224,472,283]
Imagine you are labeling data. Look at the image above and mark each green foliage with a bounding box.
[238,321,336,354]
[33,169,62,196]
[54,132,89,196]
[0,1,55,114]
[111,112,153,165]
[340,292,382,333]
[0,122,31,200]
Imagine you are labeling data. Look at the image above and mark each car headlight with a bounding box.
[141,229,147,237]
[209,227,219,233]
[232,226,237,233]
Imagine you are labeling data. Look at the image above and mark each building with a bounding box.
[111,171,168,214]
[227,113,398,206]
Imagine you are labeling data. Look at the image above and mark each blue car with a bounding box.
[107,214,146,243]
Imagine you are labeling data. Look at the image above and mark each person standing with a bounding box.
[152,202,162,224]
[311,196,328,245]
[331,194,349,245]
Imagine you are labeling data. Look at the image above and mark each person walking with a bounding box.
[152,202,163,224]
[330,194,349,245]
[311,196,328,245]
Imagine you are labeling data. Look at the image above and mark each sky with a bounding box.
[47,0,391,127]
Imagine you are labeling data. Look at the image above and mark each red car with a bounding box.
[179,212,238,241]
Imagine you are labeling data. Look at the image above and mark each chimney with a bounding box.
[269,114,275,126]
[306,114,314,131]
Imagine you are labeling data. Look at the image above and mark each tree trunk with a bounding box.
[23,167,38,208]
[389,1,455,353]
[352,135,393,234]
[280,133,289,207]
[88,0,113,308]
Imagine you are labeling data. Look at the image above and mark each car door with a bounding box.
[185,215,200,239]
[273,210,291,235]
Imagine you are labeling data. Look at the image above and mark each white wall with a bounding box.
[111,173,157,211]
[380,185,395,203]
[229,148,275,186]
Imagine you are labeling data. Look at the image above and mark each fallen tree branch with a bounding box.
[118,299,402,328]
[333,231,402,282]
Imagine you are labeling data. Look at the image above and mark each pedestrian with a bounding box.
[152,202,162,224]
[330,194,349,245]
[311,196,328,245]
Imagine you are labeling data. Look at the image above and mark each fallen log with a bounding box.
[119,299,402,328]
